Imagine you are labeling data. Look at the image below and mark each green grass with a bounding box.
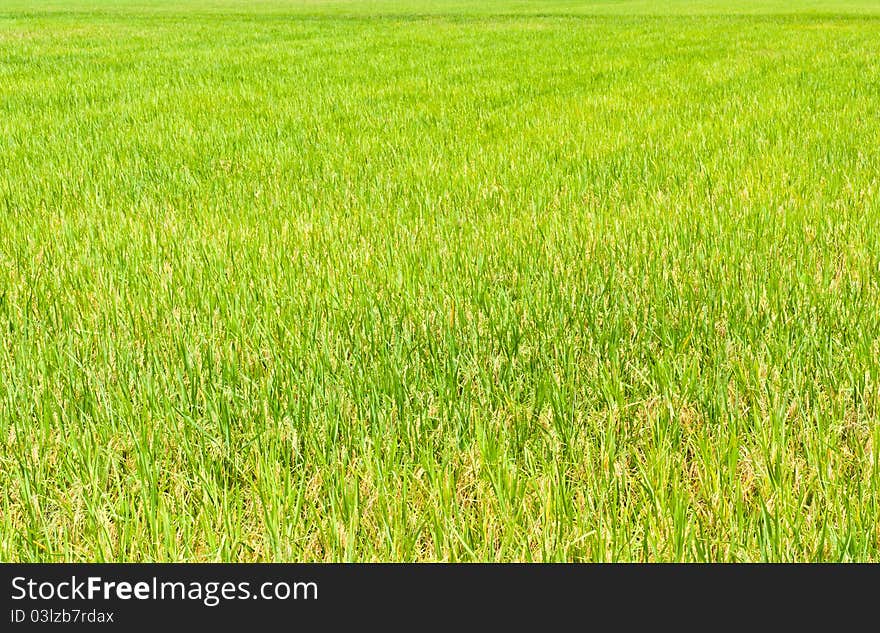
[2,0,880,562]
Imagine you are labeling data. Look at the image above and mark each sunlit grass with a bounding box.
[1,0,879,561]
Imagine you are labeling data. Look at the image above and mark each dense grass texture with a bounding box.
[2,1,880,561]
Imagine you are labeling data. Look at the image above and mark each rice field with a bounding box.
[2,0,880,561]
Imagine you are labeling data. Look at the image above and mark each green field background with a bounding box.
[1,1,879,561]
[4,0,880,14]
